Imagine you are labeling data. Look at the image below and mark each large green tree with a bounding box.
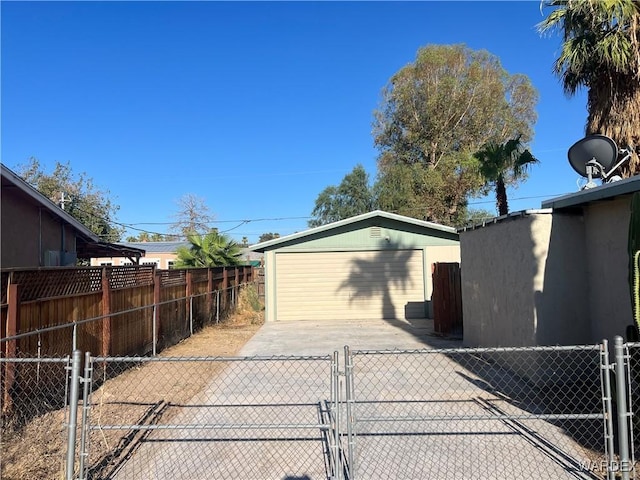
[373,44,538,226]
[539,0,640,176]
[175,231,242,268]
[474,136,539,216]
[18,158,124,242]
[309,164,375,227]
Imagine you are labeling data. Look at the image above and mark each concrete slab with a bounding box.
[239,318,461,356]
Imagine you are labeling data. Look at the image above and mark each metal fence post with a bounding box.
[65,350,82,480]
[601,340,617,480]
[78,352,93,480]
[614,336,632,480]
[332,351,342,480]
[344,346,355,480]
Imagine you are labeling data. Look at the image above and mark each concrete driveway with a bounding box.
[109,319,603,480]
[239,317,460,356]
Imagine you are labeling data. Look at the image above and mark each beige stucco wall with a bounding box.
[462,195,634,347]
[585,197,632,342]
[461,212,591,347]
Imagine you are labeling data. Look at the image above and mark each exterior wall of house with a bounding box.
[461,212,591,348]
[91,252,177,269]
[2,186,78,268]
[585,196,633,342]
[462,194,635,348]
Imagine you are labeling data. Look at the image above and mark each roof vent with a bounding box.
[370,226,382,238]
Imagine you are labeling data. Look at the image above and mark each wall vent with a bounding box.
[370,226,382,238]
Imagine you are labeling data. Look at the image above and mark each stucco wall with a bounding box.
[585,196,633,342]
[461,212,591,347]
[462,194,634,347]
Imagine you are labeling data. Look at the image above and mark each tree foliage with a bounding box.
[474,136,539,216]
[373,44,538,226]
[171,193,214,238]
[175,231,242,268]
[308,165,375,227]
[126,232,167,242]
[258,232,280,243]
[538,0,640,176]
[18,157,124,242]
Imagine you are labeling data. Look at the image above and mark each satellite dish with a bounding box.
[567,134,631,190]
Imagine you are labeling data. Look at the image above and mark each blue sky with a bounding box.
[2,1,589,243]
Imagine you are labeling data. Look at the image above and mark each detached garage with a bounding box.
[251,211,460,322]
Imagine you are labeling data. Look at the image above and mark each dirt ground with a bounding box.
[0,287,264,480]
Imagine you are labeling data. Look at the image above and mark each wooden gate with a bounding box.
[431,262,463,336]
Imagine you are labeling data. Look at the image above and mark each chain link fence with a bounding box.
[0,354,74,480]
[78,354,337,480]
[5,338,640,480]
[345,345,609,479]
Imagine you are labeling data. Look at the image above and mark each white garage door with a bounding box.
[275,250,425,321]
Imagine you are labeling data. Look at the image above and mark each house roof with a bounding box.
[1,163,145,260]
[541,175,640,210]
[117,241,190,253]
[250,210,457,252]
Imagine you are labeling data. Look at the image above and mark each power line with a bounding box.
[68,192,567,240]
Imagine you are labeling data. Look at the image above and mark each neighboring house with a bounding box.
[250,210,460,322]
[91,241,262,269]
[1,163,144,268]
[460,176,639,348]
[92,241,190,269]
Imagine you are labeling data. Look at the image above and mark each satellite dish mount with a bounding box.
[567,134,631,190]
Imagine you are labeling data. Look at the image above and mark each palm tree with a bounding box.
[538,0,640,177]
[474,136,539,216]
[175,231,243,268]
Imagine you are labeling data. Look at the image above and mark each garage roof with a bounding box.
[250,210,457,252]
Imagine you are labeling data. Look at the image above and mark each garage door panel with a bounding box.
[275,250,425,321]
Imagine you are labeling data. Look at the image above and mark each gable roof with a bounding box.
[1,163,145,260]
[250,210,457,252]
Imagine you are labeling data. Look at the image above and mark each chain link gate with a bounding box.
[76,353,343,480]
[343,343,617,480]
[53,339,637,479]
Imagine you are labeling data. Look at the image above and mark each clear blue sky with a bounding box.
[2,1,589,243]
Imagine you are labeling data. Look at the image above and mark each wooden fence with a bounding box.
[432,262,463,336]
[0,265,254,422]
[0,265,254,358]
